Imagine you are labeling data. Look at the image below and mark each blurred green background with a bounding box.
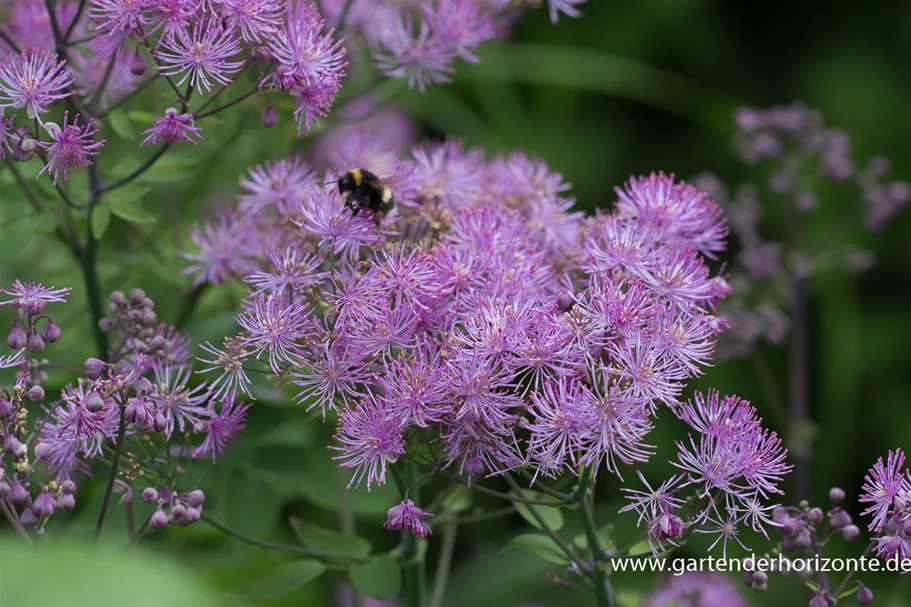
[2,0,911,605]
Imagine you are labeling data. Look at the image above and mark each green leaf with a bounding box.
[107,187,156,224]
[441,485,473,513]
[108,109,135,140]
[104,185,150,205]
[616,590,642,607]
[229,560,326,601]
[127,110,158,124]
[289,518,372,558]
[92,205,111,240]
[500,534,569,565]
[0,541,222,607]
[31,210,58,234]
[573,524,615,551]
[513,493,564,531]
[349,555,401,600]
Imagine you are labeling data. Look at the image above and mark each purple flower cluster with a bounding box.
[699,103,910,358]
[860,449,911,564]
[0,0,583,187]
[182,132,785,551]
[643,571,749,607]
[620,391,790,557]
[0,284,246,537]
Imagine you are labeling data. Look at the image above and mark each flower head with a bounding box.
[0,281,71,315]
[332,394,405,490]
[860,449,911,532]
[385,499,433,537]
[156,19,244,92]
[0,50,73,119]
[191,396,250,461]
[38,113,106,184]
[142,107,203,145]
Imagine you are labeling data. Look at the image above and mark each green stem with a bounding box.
[503,475,583,570]
[397,465,427,607]
[201,514,370,562]
[100,144,170,194]
[439,470,570,506]
[95,403,126,541]
[428,521,457,607]
[578,472,614,607]
[85,166,110,358]
[338,468,364,607]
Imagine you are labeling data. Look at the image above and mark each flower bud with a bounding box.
[130,289,146,305]
[84,358,106,380]
[183,506,201,524]
[40,320,62,343]
[150,508,168,529]
[807,507,824,525]
[809,593,829,607]
[857,585,873,605]
[134,377,154,396]
[8,482,28,504]
[27,332,45,353]
[262,107,278,127]
[842,524,860,541]
[125,398,148,425]
[15,444,27,458]
[3,435,21,453]
[34,442,52,460]
[32,492,57,518]
[60,480,75,495]
[752,571,768,585]
[828,487,845,505]
[0,480,10,498]
[19,507,37,526]
[557,291,575,313]
[130,49,147,76]
[743,570,754,588]
[142,487,159,503]
[7,325,26,350]
[185,490,205,508]
[84,390,104,412]
[0,397,14,420]
[793,530,812,550]
[829,508,852,529]
[171,503,187,521]
[57,492,76,511]
[153,411,168,433]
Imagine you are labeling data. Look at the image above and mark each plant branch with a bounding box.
[95,403,127,541]
[439,470,570,506]
[63,0,88,43]
[100,144,169,194]
[84,164,110,357]
[428,521,457,607]
[578,470,615,607]
[174,283,208,330]
[0,29,22,55]
[503,475,584,571]
[97,74,160,119]
[195,87,260,120]
[200,513,370,562]
[0,499,33,545]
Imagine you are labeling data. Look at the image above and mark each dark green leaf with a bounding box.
[349,555,401,600]
[127,110,158,124]
[229,560,326,601]
[107,188,156,224]
[441,485,473,513]
[92,205,111,240]
[500,534,569,565]
[108,109,135,140]
[0,541,221,607]
[573,524,614,551]
[513,492,564,531]
[289,518,372,558]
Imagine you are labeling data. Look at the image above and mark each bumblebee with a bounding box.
[337,168,395,224]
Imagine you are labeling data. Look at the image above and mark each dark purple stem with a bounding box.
[790,275,811,499]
